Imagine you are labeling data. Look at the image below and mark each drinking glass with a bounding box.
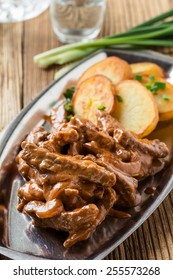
[50,0,106,43]
[0,0,50,23]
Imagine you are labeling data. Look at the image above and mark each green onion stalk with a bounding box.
[33,9,173,72]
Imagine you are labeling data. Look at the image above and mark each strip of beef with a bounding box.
[21,142,116,188]
[54,122,80,146]
[97,111,132,161]
[63,116,115,150]
[21,126,61,153]
[43,181,86,211]
[82,141,139,207]
[83,141,142,177]
[24,187,116,248]
[114,128,169,158]
[25,126,50,145]
[26,204,100,248]
[18,180,44,202]
[97,111,169,158]
[24,199,64,219]
[93,187,117,225]
[39,134,62,153]
[114,129,168,178]
[16,152,72,186]
[22,178,107,219]
[97,110,119,135]
[96,159,138,207]
[43,180,104,202]
[16,152,31,179]
[97,112,169,178]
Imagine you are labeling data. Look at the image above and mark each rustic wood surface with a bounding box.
[0,0,173,260]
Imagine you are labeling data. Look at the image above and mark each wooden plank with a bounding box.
[0,23,23,131]
[22,11,61,107]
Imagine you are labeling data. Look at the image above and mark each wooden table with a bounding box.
[0,0,173,260]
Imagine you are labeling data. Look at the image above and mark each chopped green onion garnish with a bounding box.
[154,81,166,90]
[116,95,123,102]
[67,114,73,121]
[98,105,106,110]
[146,81,166,94]
[162,94,170,100]
[65,97,72,104]
[149,74,155,82]
[65,103,73,113]
[150,84,159,93]
[146,83,152,90]
[64,86,75,99]
[135,74,142,82]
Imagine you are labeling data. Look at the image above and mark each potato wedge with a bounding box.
[131,62,165,78]
[73,75,115,124]
[112,80,159,138]
[77,56,133,87]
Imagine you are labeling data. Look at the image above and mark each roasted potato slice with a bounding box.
[131,62,165,78]
[73,75,115,124]
[150,78,173,121]
[112,80,159,138]
[136,76,173,121]
[77,56,133,87]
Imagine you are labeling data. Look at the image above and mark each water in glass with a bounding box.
[50,0,106,43]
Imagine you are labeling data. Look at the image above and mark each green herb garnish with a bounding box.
[146,83,152,90]
[64,86,75,99]
[65,97,72,104]
[135,74,142,82]
[149,74,155,82]
[67,114,73,121]
[65,103,73,113]
[98,105,106,110]
[162,94,170,100]
[150,84,159,94]
[116,95,123,102]
[154,81,166,90]
[146,81,166,94]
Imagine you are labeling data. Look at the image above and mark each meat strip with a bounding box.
[96,159,138,207]
[83,141,142,177]
[55,123,80,146]
[18,180,44,202]
[69,116,115,150]
[25,187,116,248]
[24,198,64,219]
[21,142,116,188]
[25,126,50,145]
[114,128,169,158]
[25,204,100,248]
[97,111,169,158]
[97,110,119,135]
